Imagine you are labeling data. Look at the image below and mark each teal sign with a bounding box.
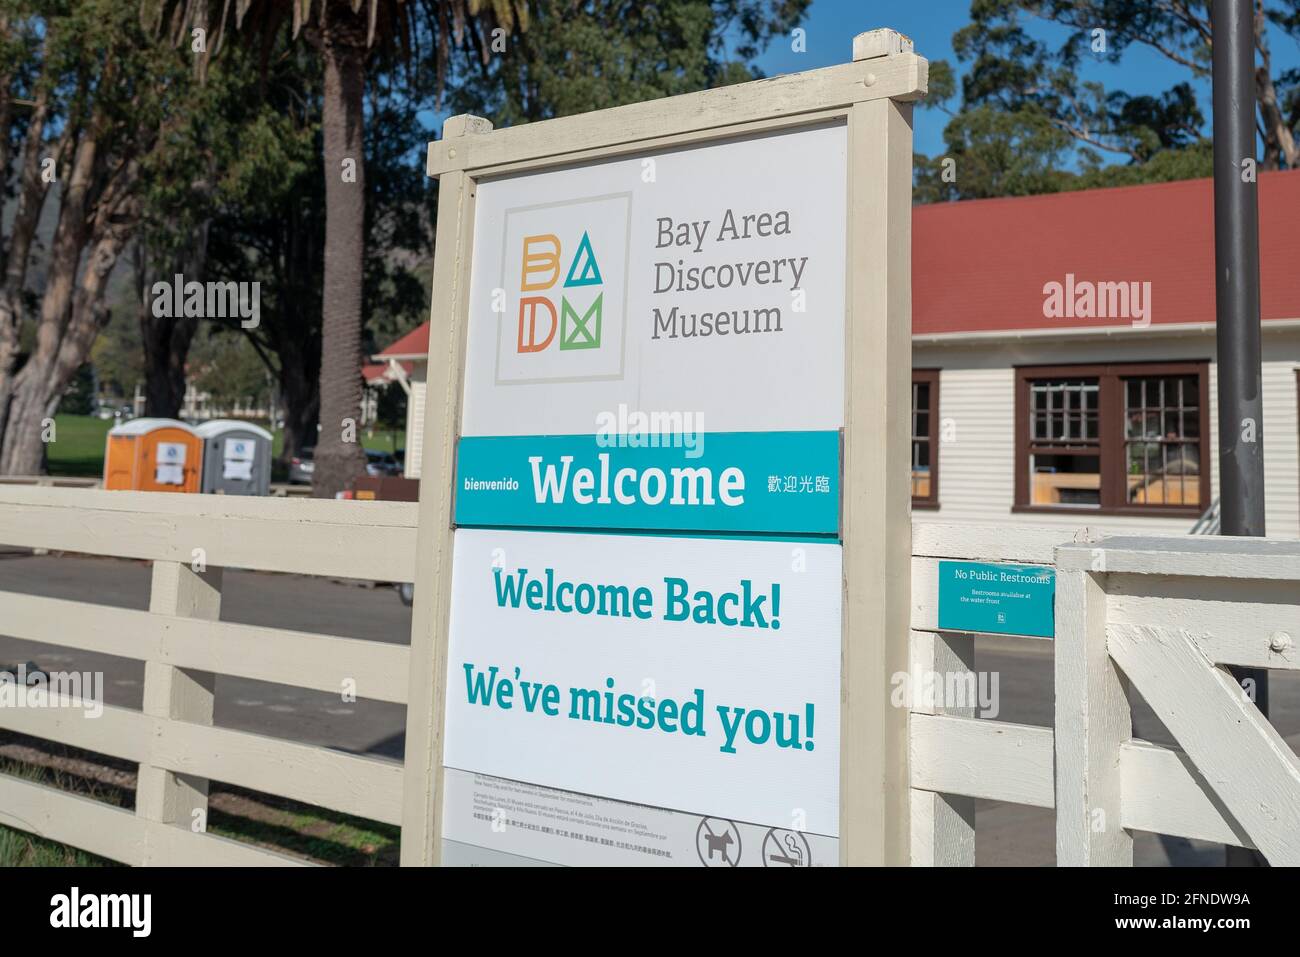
[454,430,839,536]
[937,561,1055,638]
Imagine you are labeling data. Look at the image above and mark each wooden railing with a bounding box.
[0,486,417,866]
[3,492,1297,866]
[910,523,1300,866]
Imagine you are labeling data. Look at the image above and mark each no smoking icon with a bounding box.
[762,828,812,867]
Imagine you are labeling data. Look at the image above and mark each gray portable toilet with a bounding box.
[195,420,273,496]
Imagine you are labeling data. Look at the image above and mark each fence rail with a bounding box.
[0,486,417,866]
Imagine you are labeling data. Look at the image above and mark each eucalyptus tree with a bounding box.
[0,0,201,473]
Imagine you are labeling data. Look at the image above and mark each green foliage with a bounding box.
[89,301,144,399]
[915,103,1075,202]
[58,363,94,415]
[137,40,318,264]
[918,0,1295,201]
[448,0,810,124]
[189,327,273,411]
[952,0,1207,162]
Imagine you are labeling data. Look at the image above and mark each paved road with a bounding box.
[1,551,1296,865]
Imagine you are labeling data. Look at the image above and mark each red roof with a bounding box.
[362,361,412,383]
[914,169,1300,336]
[379,171,1300,352]
[374,324,430,359]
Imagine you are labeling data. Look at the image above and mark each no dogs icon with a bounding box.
[695,818,742,867]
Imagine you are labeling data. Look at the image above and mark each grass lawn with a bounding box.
[46,415,112,478]
[43,415,405,480]
[0,750,399,866]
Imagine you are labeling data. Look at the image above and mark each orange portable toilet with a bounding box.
[103,418,202,493]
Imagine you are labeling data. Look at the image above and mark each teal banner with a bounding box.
[937,561,1055,638]
[454,431,839,536]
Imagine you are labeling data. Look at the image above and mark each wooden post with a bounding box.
[840,29,917,865]
[137,560,222,861]
[401,114,492,866]
[1054,557,1132,865]
[908,630,976,866]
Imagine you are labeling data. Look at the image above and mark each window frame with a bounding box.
[1013,361,1210,516]
[911,368,940,509]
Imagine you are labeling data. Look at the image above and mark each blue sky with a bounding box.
[755,0,1300,159]
[420,1,1299,166]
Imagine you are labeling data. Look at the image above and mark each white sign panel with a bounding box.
[461,122,847,436]
[443,529,842,841]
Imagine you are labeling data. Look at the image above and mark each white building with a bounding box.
[370,329,427,477]
[910,170,1300,538]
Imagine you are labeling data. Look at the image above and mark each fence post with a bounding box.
[840,32,917,867]
[137,560,223,862]
[401,113,493,866]
[909,630,976,866]
[1054,555,1131,865]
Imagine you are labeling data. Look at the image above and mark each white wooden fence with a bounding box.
[0,486,417,865]
[911,523,1300,866]
[1,488,1297,865]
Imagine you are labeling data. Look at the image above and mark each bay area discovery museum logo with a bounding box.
[495,193,631,384]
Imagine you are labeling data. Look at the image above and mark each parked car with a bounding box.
[365,449,401,477]
[291,447,398,483]
[288,447,315,484]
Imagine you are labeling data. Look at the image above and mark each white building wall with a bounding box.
[913,329,1300,539]
[406,367,428,479]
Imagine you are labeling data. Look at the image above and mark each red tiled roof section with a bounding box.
[374,323,431,358]
[362,361,413,382]
[913,169,1300,335]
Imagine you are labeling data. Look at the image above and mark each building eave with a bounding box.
[913,317,1300,347]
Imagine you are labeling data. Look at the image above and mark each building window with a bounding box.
[1028,378,1100,507]
[912,370,939,508]
[1015,362,1208,514]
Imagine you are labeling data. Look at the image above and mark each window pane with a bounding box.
[1030,453,1101,507]
[1032,413,1049,441]
[911,377,935,501]
[1028,378,1100,449]
[1123,373,1201,507]
[912,440,931,498]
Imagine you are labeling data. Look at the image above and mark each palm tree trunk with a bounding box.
[311,12,369,498]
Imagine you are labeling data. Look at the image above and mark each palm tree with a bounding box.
[145,0,525,496]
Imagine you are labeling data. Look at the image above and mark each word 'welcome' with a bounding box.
[529,453,744,506]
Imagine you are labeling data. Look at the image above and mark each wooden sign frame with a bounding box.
[401,28,926,867]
